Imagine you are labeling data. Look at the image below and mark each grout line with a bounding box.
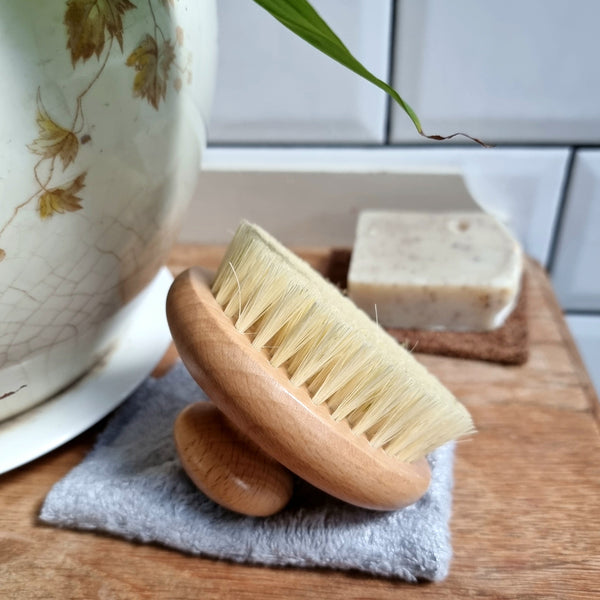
[206,141,582,150]
[207,142,387,150]
[564,309,600,318]
[546,147,578,273]
[383,0,398,146]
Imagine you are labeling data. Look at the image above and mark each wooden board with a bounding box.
[1,246,599,599]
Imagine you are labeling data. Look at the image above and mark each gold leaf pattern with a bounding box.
[0,248,5,262]
[28,104,79,170]
[38,173,86,219]
[126,35,175,110]
[64,0,136,65]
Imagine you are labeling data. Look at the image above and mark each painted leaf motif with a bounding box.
[0,248,5,262]
[126,35,175,110]
[38,173,86,219]
[64,0,136,65]
[28,105,79,169]
[175,26,184,46]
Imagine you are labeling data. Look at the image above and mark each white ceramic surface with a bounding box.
[0,268,174,475]
[0,0,216,420]
[208,0,391,143]
[551,150,600,311]
[185,147,569,266]
[566,315,600,400]
[390,0,600,143]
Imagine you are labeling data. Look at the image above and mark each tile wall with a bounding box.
[191,0,600,394]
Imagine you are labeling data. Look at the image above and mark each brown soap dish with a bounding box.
[326,249,529,366]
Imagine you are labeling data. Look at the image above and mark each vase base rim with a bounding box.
[0,267,173,475]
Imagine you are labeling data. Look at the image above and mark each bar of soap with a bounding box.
[347,211,523,332]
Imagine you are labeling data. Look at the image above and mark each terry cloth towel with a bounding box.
[327,249,529,365]
[40,362,457,582]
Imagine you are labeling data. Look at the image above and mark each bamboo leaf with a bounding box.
[252,0,489,146]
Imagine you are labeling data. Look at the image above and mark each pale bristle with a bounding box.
[211,221,475,462]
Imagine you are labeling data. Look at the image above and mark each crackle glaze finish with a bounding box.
[0,0,216,419]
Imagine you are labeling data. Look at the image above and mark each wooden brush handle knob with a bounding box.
[174,402,294,516]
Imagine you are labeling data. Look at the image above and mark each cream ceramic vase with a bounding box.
[0,0,216,420]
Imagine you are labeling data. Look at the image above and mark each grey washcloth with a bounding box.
[40,362,456,582]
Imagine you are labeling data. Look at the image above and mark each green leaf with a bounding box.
[252,0,489,146]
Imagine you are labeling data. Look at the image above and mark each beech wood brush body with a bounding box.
[167,221,474,516]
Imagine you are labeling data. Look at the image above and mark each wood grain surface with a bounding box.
[174,402,294,517]
[1,245,599,600]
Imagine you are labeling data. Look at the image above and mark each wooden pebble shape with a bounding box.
[174,402,294,516]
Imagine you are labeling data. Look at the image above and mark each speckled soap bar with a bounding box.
[347,211,523,332]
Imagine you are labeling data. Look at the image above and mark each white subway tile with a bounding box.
[566,315,600,399]
[390,0,600,144]
[186,147,569,266]
[551,150,600,310]
[208,0,391,144]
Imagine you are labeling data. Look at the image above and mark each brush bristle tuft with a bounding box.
[211,221,474,462]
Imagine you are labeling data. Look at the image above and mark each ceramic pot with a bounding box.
[0,0,216,420]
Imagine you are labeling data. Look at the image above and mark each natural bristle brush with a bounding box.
[167,221,475,516]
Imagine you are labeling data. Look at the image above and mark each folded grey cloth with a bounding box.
[40,362,456,582]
